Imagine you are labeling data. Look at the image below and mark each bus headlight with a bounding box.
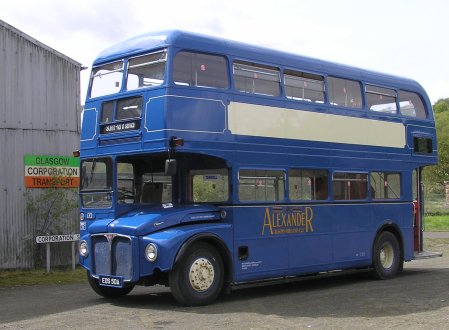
[145,243,158,262]
[79,240,89,257]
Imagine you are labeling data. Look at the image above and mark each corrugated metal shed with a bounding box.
[0,19,81,269]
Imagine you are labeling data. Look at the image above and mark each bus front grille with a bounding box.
[91,234,133,281]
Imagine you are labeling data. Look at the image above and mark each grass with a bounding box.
[0,266,86,288]
[423,192,449,231]
[424,214,449,232]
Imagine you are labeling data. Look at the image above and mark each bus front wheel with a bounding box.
[87,272,134,298]
[169,242,224,306]
[372,231,402,279]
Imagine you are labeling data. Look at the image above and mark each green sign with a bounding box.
[24,155,80,188]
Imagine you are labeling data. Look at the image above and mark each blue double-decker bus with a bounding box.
[78,30,438,306]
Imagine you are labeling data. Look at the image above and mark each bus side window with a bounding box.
[284,70,325,103]
[188,169,229,203]
[399,91,427,119]
[289,169,328,201]
[328,77,362,109]
[370,172,401,199]
[333,172,368,200]
[233,61,280,96]
[238,169,285,202]
[365,85,397,114]
[173,51,229,89]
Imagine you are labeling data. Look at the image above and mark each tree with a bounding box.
[24,185,78,267]
[424,98,449,200]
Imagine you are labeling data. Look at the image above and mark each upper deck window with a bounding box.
[126,50,166,90]
[90,61,124,98]
[328,77,362,109]
[399,91,427,119]
[366,85,397,114]
[284,70,325,103]
[233,61,280,96]
[173,51,228,89]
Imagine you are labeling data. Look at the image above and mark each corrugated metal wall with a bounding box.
[0,20,81,269]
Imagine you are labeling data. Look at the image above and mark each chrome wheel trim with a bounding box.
[380,242,394,269]
[189,257,215,292]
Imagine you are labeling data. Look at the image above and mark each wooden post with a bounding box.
[46,242,51,273]
[71,241,76,271]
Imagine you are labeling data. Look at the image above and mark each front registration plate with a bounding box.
[98,275,124,288]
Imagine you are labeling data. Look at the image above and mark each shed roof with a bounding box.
[0,19,81,68]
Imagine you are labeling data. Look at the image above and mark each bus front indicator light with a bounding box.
[145,243,158,262]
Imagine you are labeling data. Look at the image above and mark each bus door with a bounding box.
[413,168,423,253]
[233,169,289,282]
[413,168,442,259]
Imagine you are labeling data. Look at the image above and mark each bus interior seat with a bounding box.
[141,182,163,203]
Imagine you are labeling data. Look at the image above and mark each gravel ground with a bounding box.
[0,237,449,330]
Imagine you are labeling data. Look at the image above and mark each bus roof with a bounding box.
[94,30,426,97]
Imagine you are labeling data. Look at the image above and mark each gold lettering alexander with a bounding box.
[262,207,314,235]
[262,208,274,235]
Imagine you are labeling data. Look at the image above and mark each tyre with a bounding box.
[169,242,224,306]
[87,272,134,298]
[372,231,402,279]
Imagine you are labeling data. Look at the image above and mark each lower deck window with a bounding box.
[189,169,229,203]
[333,172,368,200]
[370,172,401,199]
[239,169,285,202]
[289,169,328,200]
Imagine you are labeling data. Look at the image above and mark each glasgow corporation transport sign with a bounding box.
[24,155,80,188]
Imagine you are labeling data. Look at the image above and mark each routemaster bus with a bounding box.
[78,30,439,306]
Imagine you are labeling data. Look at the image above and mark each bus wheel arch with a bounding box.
[372,224,404,279]
[170,234,232,305]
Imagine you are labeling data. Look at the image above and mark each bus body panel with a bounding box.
[79,30,438,304]
[138,223,233,277]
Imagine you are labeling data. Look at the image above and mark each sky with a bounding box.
[1,0,448,104]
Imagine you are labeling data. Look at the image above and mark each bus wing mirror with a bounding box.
[165,159,177,176]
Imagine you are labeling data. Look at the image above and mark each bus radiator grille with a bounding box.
[92,235,133,281]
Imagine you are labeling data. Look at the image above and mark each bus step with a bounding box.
[414,250,443,259]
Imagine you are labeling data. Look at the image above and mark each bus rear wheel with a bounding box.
[372,231,402,279]
[87,272,134,298]
[169,242,224,306]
